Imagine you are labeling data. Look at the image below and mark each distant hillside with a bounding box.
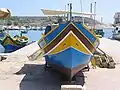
[0,16,101,26]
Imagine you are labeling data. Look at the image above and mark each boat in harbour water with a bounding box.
[94,29,104,38]
[112,27,120,40]
[38,4,99,80]
[0,34,28,52]
[20,30,28,34]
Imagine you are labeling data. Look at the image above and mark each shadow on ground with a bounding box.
[15,64,85,90]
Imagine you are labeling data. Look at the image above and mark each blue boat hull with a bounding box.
[4,44,24,52]
[0,33,5,38]
[45,47,91,78]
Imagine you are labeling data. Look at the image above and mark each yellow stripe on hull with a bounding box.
[48,31,90,55]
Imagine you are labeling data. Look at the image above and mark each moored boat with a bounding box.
[112,27,120,40]
[0,34,28,52]
[94,29,104,38]
[38,4,99,80]
[21,30,28,34]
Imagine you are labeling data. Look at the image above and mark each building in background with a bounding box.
[114,12,120,25]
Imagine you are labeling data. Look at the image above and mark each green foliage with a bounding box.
[13,21,19,26]
[6,20,12,26]
[0,16,101,26]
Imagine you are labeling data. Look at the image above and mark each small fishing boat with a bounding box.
[20,26,28,34]
[112,27,120,40]
[21,30,28,34]
[94,29,104,38]
[0,8,28,52]
[38,4,99,80]
[0,34,28,52]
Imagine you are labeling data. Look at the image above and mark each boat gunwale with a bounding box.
[41,22,99,51]
[44,31,93,56]
[1,34,28,46]
[38,25,59,43]
[41,22,71,49]
[71,23,99,48]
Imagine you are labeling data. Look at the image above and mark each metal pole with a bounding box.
[67,4,69,21]
[94,2,96,29]
[90,3,93,30]
[70,3,72,21]
[90,3,92,18]
[80,0,84,24]
[101,17,103,25]
[64,5,66,17]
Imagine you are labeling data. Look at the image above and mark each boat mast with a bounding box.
[80,0,84,24]
[67,4,69,21]
[70,3,72,21]
[90,3,93,30]
[93,2,96,29]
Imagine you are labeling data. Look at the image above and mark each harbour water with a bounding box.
[103,28,113,38]
[0,28,113,53]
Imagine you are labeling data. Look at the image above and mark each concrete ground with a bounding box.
[0,38,120,90]
[85,65,120,90]
[0,56,120,90]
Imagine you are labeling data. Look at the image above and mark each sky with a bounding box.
[1,0,120,24]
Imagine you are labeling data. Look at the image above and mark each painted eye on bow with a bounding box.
[63,43,66,46]
[76,43,79,46]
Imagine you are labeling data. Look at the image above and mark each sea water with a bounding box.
[0,28,113,53]
[103,28,113,38]
[8,30,44,42]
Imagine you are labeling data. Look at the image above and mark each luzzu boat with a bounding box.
[1,34,28,52]
[38,4,99,80]
[112,27,120,40]
[0,8,28,52]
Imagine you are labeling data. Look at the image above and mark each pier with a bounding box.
[0,38,120,90]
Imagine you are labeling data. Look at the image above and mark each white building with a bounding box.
[114,12,120,24]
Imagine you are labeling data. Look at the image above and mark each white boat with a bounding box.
[112,27,120,40]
